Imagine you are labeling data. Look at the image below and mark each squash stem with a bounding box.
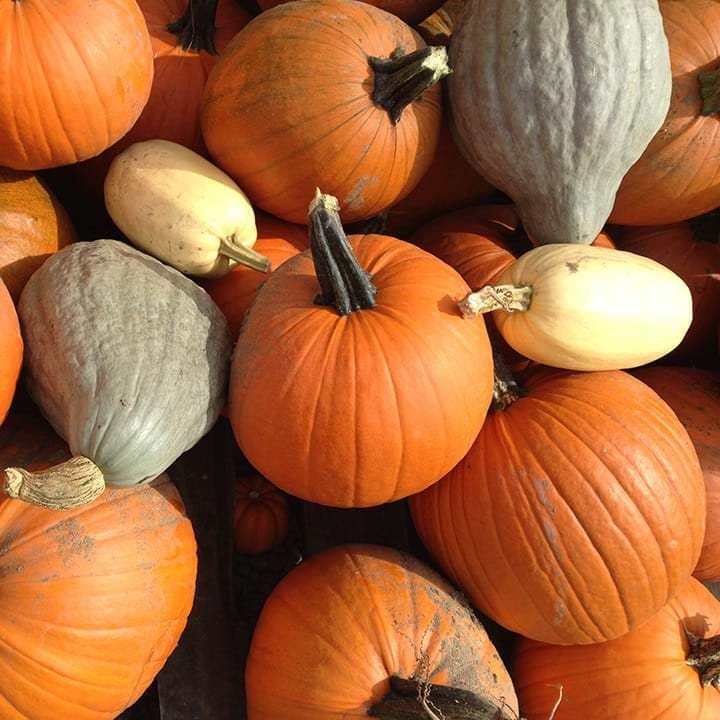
[369,46,451,125]
[699,66,720,116]
[491,345,524,410]
[368,675,517,720]
[458,285,532,318]
[166,0,221,54]
[309,189,378,316]
[686,629,720,688]
[4,456,106,510]
[220,237,272,273]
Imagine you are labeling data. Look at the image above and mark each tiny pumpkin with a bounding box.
[233,474,289,555]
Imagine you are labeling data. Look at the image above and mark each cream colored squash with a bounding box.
[105,139,269,277]
[449,0,672,246]
[459,244,692,371]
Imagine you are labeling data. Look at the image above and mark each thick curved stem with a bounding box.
[458,285,532,318]
[686,629,720,688]
[309,189,378,316]
[166,0,221,54]
[492,345,524,410]
[220,238,272,272]
[4,456,106,510]
[369,46,451,125]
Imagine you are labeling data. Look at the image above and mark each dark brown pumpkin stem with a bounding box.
[492,345,524,410]
[309,189,378,316]
[369,46,451,125]
[368,676,517,720]
[166,0,221,54]
[686,629,720,688]
[689,209,720,244]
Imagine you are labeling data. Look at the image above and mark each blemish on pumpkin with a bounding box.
[565,261,579,273]
[48,517,95,567]
[343,175,379,211]
[553,600,567,626]
[0,530,19,557]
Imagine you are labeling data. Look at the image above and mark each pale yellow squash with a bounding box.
[459,244,692,371]
[104,140,268,277]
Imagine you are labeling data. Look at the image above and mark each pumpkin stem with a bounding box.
[219,237,272,273]
[3,456,106,510]
[309,189,378,316]
[368,675,517,720]
[699,66,720,116]
[166,0,221,54]
[369,46,451,125]
[458,285,532,319]
[686,629,720,688]
[492,345,524,410]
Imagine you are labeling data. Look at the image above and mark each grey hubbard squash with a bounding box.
[4,240,232,510]
[449,0,672,246]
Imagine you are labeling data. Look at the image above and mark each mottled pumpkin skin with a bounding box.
[633,367,720,582]
[0,0,154,170]
[246,544,518,719]
[0,474,196,720]
[18,240,232,486]
[256,0,444,24]
[515,578,720,719]
[234,474,289,555]
[410,369,706,645]
[229,234,493,508]
[0,282,22,427]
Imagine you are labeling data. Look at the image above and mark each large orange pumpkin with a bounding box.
[410,364,706,645]
[228,192,493,507]
[0,170,77,303]
[255,0,444,24]
[0,0,154,171]
[514,578,720,719]
[245,544,518,719]
[632,367,720,583]
[611,0,720,225]
[202,0,447,224]
[0,282,22,427]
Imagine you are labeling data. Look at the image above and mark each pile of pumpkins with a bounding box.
[1,0,720,717]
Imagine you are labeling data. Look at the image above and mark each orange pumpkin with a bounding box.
[0,282,22,427]
[256,0,444,24]
[202,0,447,224]
[0,0,154,171]
[0,170,78,302]
[233,474,289,555]
[410,364,706,645]
[228,192,493,508]
[514,578,720,719]
[245,544,518,719]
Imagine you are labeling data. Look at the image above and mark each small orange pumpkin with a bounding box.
[0,282,22,427]
[234,474,289,555]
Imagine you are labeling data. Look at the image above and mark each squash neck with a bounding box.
[492,346,524,410]
[687,629,720,688]
[166,0,221,54]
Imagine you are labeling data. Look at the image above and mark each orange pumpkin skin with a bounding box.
[203,212,308,341]
[0,170,78,302]
[0,475,197,719]
[256,0,444,24]
[616,221,720,362]
[514,578,720,719]
[234,474,289,555]
[229,234,493,508]
[245,544,518,719]
[410,369,706,645]
[0,282,22,427]
[202,0,444,224]
[0,0,154,171]
[611,0,720,225]
[632,367,720,583]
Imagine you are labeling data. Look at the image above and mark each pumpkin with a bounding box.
[459,243,692,371]
[229,191,493,508]
[233,474,289,555]
[514,578,720,719]
[632,367,720,583]
[611,0,720,225]
[7,240,231,510]
[246,544,518,719]
[0,468,197,719]
[203,212,308,341]
[105,140,268,276]
[0,282,22,428]
[0,170,78,303]
[202,0,448,225]
[615,217,720,363]
[0,0,154,171]
[449,0,671,246]
[255,0,445,24]
[410,364,706,645]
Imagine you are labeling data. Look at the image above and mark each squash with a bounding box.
[255,0,445,24]
[246,544,518,719]
[615,217,720,363]
[233,474,289,555]
[449,0,672,246]
[612,0,720,225]
[203,212,308,341]
[6,240,232,510]
[514,578,720,719]
[105,140,268,276]
[0,468,197,719]
[228,191,493,508]
[0,281,22,427]
[632,367,720,583]
[0,170,78,303]
[459,243,692,371]
[0,0,154,170]
[410,363,706,645]
[201,0,448,224]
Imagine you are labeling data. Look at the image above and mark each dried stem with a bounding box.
[166,0,221,54]
[458,285,532,319]
[686,628,720,688]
